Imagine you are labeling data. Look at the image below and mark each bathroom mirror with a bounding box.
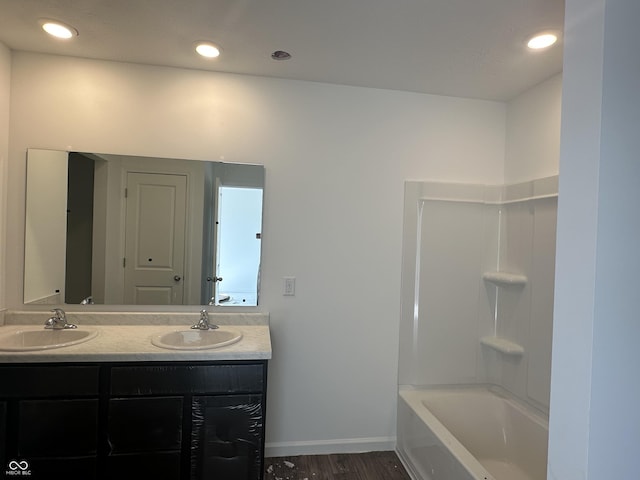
[24,149,264,307]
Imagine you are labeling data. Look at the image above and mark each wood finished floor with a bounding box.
[264,452,411,480]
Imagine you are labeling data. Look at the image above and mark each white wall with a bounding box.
[23,149,68,304]
[588,0,640,475]
[550,0,640,478]
[6,52,506,454]
[548,0,603,477]
[0,42,9,312]
[505,74,562,184]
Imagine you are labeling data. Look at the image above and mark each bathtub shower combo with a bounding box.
[396,178,557,480]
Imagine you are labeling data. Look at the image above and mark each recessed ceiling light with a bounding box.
[527,32,558,50]
[40,20,78,39]
[195,42,221,58]
[271,50,292,61]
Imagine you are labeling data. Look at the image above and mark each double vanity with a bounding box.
[0,311,271,480]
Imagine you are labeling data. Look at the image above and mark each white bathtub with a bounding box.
[397,386,548,480]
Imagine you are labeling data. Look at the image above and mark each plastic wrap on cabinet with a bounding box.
[191,395,264,480]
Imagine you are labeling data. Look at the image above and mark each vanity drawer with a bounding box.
[110,363,265,395]
[0,366,100,397]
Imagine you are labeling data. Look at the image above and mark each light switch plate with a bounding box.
[283,277,296,296]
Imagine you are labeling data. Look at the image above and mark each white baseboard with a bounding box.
[395,447,421,480]
[265,436,396,458]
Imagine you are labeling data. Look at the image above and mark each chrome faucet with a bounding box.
[45,308,77,330]
[191,309,218,330]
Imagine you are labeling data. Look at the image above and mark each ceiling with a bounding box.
[0,0,564,101]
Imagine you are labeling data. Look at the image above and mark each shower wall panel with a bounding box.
[399,182,499,387]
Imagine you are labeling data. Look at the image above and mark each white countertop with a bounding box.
[0,312,271,363]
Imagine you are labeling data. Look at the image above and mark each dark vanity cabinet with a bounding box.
[0,361,267,480]
[0,366,100,479]
[0,401,5,472]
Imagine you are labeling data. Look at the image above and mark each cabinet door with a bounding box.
[108,397,183,453]
[105,453,182,480]
[17,399,99,480]
[191,395,264,480]
[18,399,99,456]
[0,401,5,473]
[107,396,183,480]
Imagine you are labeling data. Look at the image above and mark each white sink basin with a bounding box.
[151,329,242,350]
[0,329,98,351]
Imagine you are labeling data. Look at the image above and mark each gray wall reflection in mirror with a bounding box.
[24,149,264,307]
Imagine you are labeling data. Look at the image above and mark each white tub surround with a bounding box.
[398,176,557,480]
[398,387,548,480]
[0,311,270,362]
[399,176,558,410]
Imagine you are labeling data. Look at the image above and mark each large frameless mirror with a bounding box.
[24,149,264,307]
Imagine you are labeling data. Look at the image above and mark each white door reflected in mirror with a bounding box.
[123,172,187,305]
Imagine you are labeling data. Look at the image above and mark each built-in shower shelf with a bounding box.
[482,271,528,286]
[480,336,525,356]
